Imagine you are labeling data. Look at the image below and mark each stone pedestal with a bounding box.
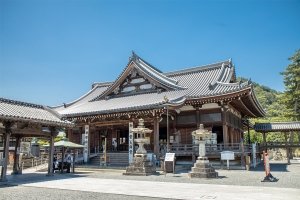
[188,158,218,178]
[11,169,22,175]
[123,154,156,176]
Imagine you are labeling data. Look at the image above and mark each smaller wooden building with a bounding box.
[0,98,73,181]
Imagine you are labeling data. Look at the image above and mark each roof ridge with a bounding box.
[0,97,44,109]
[163,59,231,77]
[92,81,114,89]
[133,51,163,73]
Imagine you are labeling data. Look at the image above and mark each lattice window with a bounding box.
[177,115,196,124]
[200,113,221,122]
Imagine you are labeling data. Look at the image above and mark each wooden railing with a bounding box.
[169,143,257,155]
[262,142,300,149]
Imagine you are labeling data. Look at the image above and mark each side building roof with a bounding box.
[0,98,73,127]
[254,122,300,132]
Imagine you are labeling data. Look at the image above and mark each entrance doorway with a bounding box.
[212,126,223,143]
[119,129,129,151]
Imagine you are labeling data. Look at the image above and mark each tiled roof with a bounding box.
[92,52,186,101]
[52,82,112,111]
[254,122,300,132]
[0,98,73,127]
[59,90,187,116]
[54,52,262,117]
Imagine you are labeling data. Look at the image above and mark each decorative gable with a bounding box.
[111,66,161,95]
[92,52,185,101]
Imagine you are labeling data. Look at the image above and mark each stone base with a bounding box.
[11,169,22,175]
[123,155,157,176]
[188,160,218,178]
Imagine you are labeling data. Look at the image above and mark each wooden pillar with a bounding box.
[47,126,55,176]
[240,138,245,167]
[284,132,290,164]
[288,131,293,159]
[1,121,13,182]
[195,107,200,127]
[230,128,234,148]
[79,127,83,145]
[153,117,160,159]
[68,128,73,142]
[262,132,266,147]
[12,136,21,174]
[221,106,228,145]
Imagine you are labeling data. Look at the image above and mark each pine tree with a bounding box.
[279,49,300,158]
[279,49,300,121]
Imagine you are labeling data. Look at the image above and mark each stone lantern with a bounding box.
[123,119,157,176]
[188,124,218,178]
[191,124,211,160]
[132,119,152,155]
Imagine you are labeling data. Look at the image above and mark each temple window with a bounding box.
[131,78,145,84]
[123,86,136,92]
[140,84,152,89]
[200,113,221,122]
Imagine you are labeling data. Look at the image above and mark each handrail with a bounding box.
[168,143,260,154]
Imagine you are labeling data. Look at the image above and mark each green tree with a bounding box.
[279,49,300,121]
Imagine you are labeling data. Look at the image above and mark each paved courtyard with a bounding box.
[0,159,299,200]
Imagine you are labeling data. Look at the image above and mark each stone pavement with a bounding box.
[0,158,300,200]
[1,160,300,200]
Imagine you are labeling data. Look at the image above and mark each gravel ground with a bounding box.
[0,159,299,200]
[77,159,300,189]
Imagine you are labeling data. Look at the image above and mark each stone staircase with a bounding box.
[89,153,129,166]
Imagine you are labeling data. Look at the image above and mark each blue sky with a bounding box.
[1,0,299,106]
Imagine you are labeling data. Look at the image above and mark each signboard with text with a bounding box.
[129,122,133,162]
[221,151,234,160]
[165,153,175,161]
[84,125,89,163]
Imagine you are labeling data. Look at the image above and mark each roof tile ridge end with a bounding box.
[43,106,63,119]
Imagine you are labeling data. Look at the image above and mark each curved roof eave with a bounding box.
[51,81,113,109]
[248,85,267,117]
[61,97,187,118]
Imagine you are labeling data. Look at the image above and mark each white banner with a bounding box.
[84,125,89,163]
[129,122,133,162]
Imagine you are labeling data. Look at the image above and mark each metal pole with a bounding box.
[167,105,169,153]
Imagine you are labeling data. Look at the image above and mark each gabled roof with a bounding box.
[91,51,186,101]
[254,122,300,132]
[0,98,73,127]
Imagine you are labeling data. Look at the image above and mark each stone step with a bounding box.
[90,153,129,165]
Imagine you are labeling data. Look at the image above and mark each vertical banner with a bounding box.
[129,122,133,162]
[252,143,256,168]
[84,125,89,163]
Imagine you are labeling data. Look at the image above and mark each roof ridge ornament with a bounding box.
[163,95,169,103]
[130,51,138,61]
